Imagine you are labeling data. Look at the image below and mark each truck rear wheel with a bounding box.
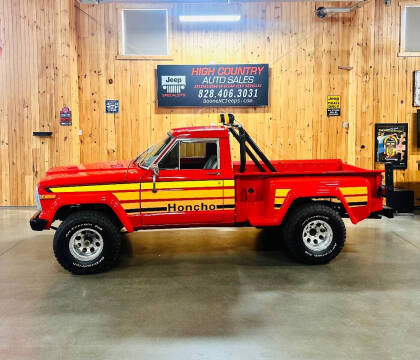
[282,203,346,264]
[53,210,121,274]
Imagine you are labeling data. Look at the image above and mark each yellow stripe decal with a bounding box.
[114,192,140,201]
[275,198,286,205]
[345,195,368,203]
[339,187,368,196]
[142,180,225,190]
[224,189,235,198]
[50,179,235,193]
[49,183,140,193]
[142,189,224,200]
[224,180,235,187]
[51,179,236,215]
[121,202,141,210]
[275,189,291,197]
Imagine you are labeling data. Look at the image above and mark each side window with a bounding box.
[159,142,179,169]
[180,140,219,170]
[158,140,219,170]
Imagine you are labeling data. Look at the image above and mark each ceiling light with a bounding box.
[179,15,241,23]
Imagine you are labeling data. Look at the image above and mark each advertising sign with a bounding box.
[157,64,269,107]
[105,100,119,113]
[327,95,341,117]
[375,123,408,169]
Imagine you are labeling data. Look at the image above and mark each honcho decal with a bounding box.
[140,199,234,213]
[48,180,235,215]
[157,64,269,107]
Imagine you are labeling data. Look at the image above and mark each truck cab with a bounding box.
[137,126,235,227]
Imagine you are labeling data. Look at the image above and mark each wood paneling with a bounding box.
[0,0,419,206]
[372,0,420,200]
[0,0,79,206]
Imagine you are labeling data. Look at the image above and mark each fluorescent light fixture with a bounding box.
[179,15,241,23]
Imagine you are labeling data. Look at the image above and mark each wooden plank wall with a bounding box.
[0,0,419,206]
[372,0,420,199]
[0,0,79,206]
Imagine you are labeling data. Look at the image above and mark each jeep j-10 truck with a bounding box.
[30,114,391,274]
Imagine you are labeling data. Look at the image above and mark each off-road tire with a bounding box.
[53,210,121,274]
[282,203,346,264]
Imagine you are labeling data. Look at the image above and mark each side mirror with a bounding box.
[151,164,159,193]
[152,164,159,177]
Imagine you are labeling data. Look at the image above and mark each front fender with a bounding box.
[39,192,134,232]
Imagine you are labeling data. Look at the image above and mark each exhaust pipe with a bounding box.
[316,0,370,18]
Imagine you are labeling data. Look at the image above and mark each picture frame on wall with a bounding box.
[375,123,408,169]
[414,71,420,107]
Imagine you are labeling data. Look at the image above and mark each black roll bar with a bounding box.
[228,127,266,172]
[220,113,276,173]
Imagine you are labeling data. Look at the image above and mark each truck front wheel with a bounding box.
[282,203,346,264]
[53,210,121,274]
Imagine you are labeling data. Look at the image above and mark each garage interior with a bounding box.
[1,0,420,359]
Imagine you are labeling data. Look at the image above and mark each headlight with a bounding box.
[35,186,42,211]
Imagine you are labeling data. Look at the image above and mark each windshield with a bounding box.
[136,135,172,168]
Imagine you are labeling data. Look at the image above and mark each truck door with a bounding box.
[140,138,229,226]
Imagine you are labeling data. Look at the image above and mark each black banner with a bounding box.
[157,64,269,107]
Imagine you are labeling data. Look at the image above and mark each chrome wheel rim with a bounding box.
[302,220,333,252]
[69,228,104,262]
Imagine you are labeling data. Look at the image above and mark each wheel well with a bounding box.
[54,204,123,228]
[286,197,347,218]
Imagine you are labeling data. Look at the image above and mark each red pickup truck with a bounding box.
[30,114,390,274]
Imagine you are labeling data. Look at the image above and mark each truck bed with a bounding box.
[232,159,383,227]
[233,159,381,176]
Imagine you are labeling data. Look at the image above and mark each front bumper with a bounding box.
[30,211,48,231]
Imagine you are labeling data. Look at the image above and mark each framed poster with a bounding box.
[414,71,420,107]
[375,123,408,169]
[157,64,269,107]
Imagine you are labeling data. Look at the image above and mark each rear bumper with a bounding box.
[30,211,48,231]
[369,206,394,219]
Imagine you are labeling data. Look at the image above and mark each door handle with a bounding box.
[205,172,221,176]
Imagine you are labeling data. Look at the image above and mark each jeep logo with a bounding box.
[161,75,186,94]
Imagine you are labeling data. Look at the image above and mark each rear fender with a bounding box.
[278,190,368,225]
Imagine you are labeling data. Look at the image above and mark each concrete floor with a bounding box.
[0,208,420,360]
